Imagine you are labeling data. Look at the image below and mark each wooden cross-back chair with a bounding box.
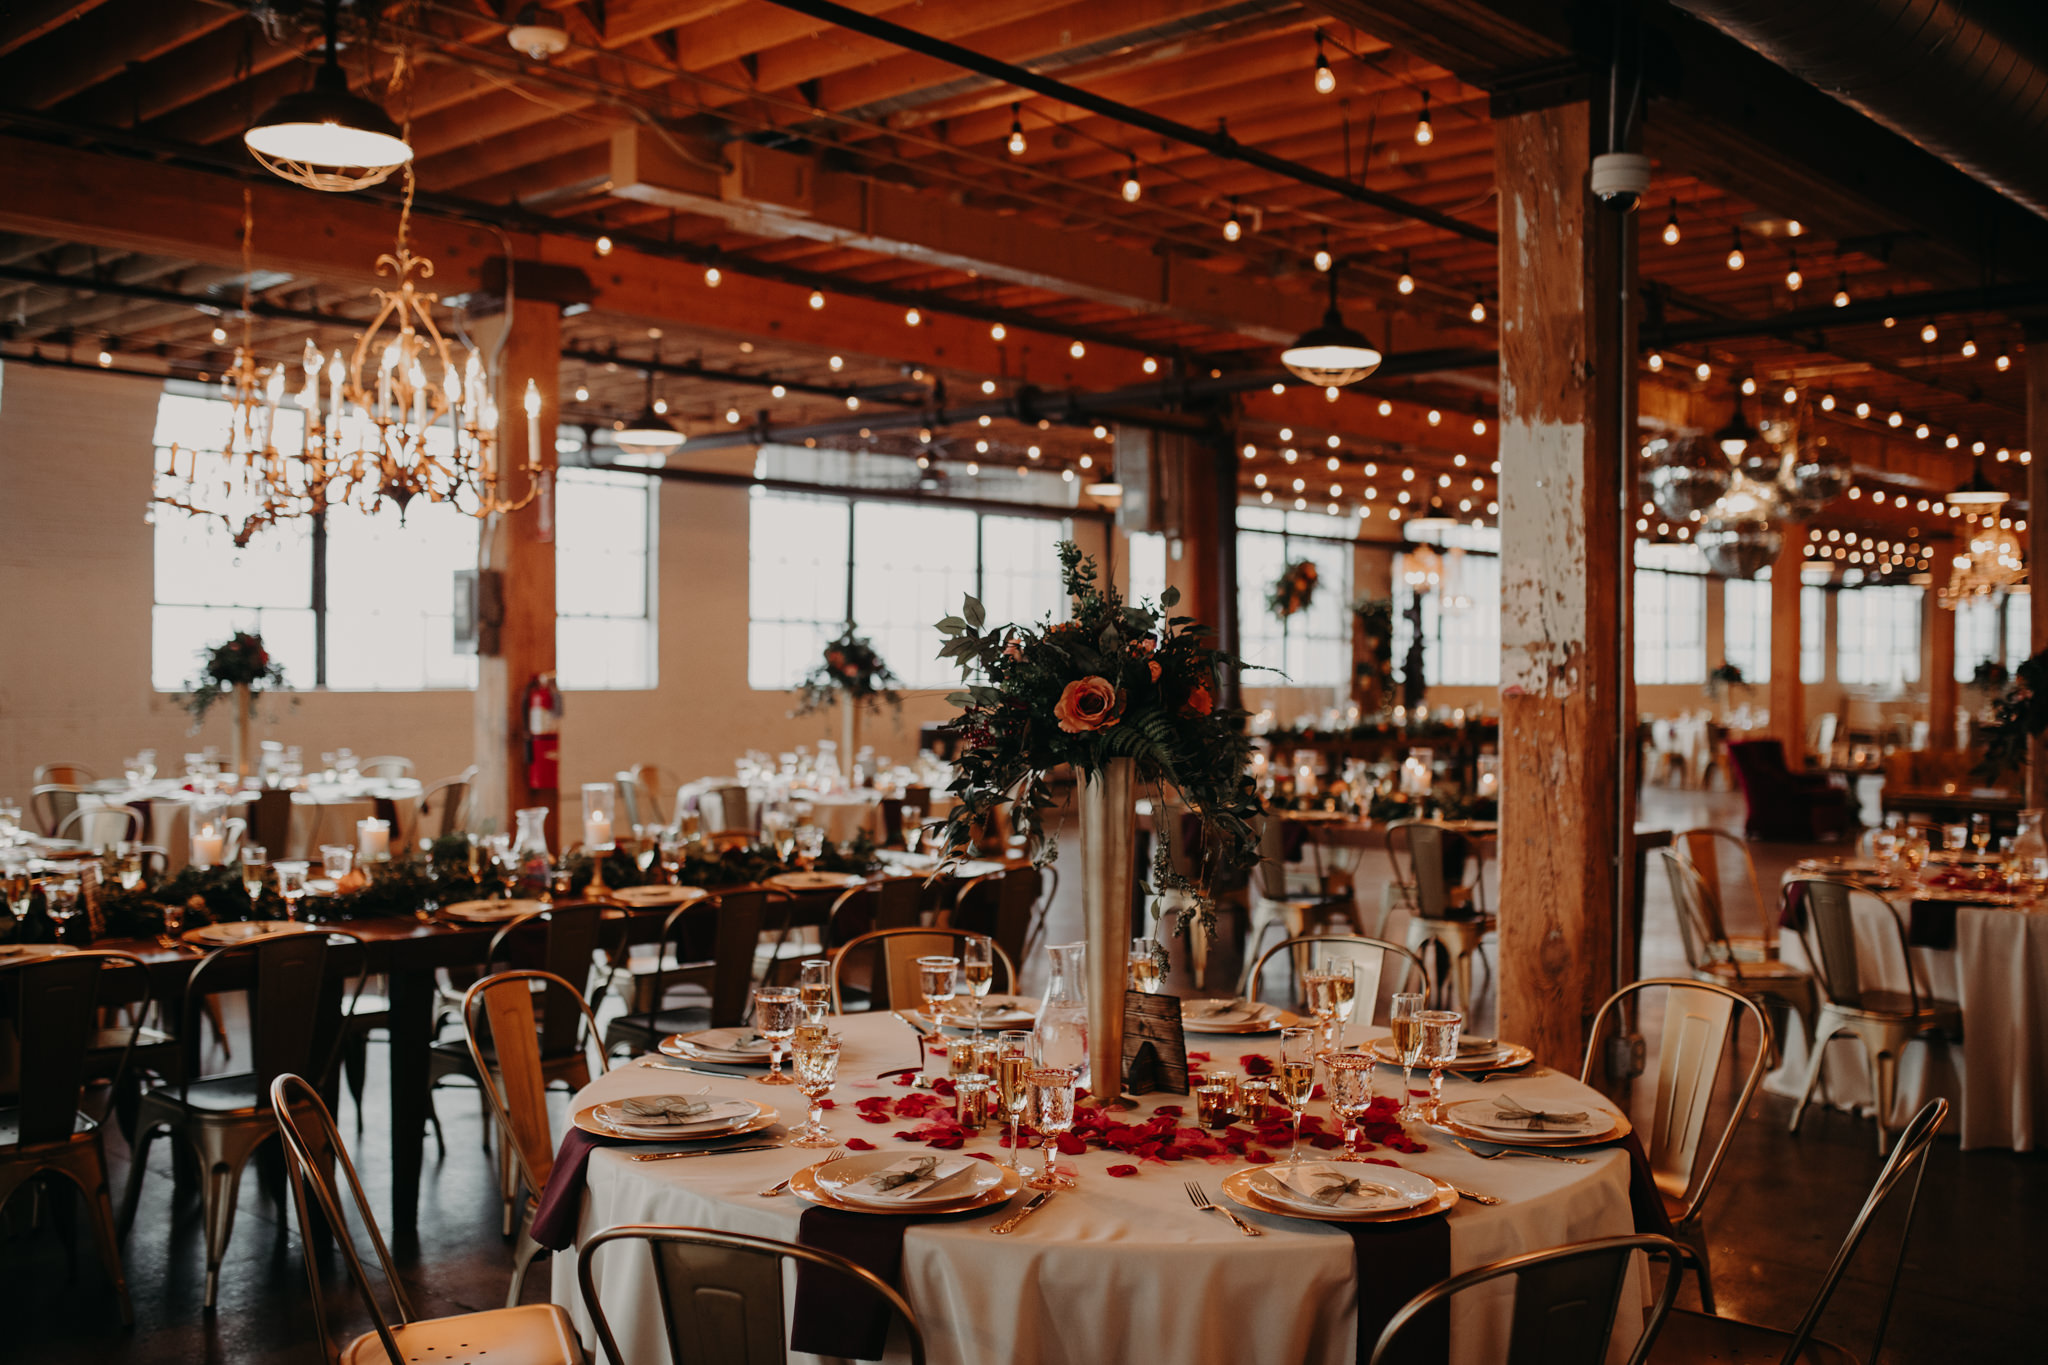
[604,890,768,1057]
[828,928,1016,1015]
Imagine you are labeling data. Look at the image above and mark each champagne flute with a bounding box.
[274,861,310,922]
[962,935,995,1026]
[1419,1010,1464,1118]
[788,1033,841,1148]
[1276,1025,1317,1166]
[1025,1066,1078,1190]
[798,957,832,1025]
[1389,991,1426,1122]
[1943,823,1969,855]
[900,806,923,855]
[917,954,958,1028]
[1971,813,1992,856]
[754,986,799,1085]
[240,843,268,902]
[1128,937,1165,994]
[796,824,825,866]
[1325,1051,1377,1161]
[1320,953,1358,1052]
[995,1029,1034,1176]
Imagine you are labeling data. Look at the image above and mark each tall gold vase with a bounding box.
[840,691,860,759]
[1078,756,1136,1100]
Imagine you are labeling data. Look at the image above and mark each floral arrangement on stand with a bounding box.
[932,542,1261,940]
[1351,597,1396,713]
[1977,648,2048,779]
[1703,661,1747,701]
[792,626,901,716]
[1267,560,1319,620]
[182,630,289,724]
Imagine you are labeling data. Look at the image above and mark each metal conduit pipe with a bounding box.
[1670,0,2048,221]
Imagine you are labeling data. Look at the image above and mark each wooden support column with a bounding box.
[1495,98,1633,1070]
[1928,551,1958,750]
[472,298,563,842]
[1770,530,1807,761]
[2029,331,2048,805]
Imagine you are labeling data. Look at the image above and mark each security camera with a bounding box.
[1590,152,1652,213]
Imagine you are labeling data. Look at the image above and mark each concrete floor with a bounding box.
[6,786,2044,1361]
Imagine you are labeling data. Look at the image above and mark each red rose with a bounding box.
[1147,660,1162,682]
[1054,676,1125,733]
[1183,683,1214,716]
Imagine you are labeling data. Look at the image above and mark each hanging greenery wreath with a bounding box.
[1268,560,1319,620]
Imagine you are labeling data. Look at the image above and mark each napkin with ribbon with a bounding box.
[1487,1096,1588,1132]
[790,1206,919,1360]
[1263,1166,1405,1210]
[614,1094,714,1123]
[1345,1208,1451,1365]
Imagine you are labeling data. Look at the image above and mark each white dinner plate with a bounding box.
[925,995,1039,1030]
[814,1151,1004,1208]
[180,920,310,947]
[0,943,79,959]
[1441,1095,1611,1140]
[1182,1000,1301,1034]
[765,871,867,893]
[664,1028,774,1061]
[592,1094,762,1137]
[439,898,547,923]
[1252,1161,1438,1215]
[609,885,710,909]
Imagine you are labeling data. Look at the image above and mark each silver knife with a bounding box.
[990,1190,1055,1234]
[639,1061,755,1080]
[629,1143,781,1163]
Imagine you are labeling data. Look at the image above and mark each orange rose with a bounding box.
[1147,660,1162,682]
[1054,676,1125,733]
[1183,683,1213,716]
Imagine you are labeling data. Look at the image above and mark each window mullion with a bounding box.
[311,507,329,689]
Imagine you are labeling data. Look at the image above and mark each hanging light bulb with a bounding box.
[1921,322,1939,343]
[1661,201,1681,246]
[243,0,412,192]
[1648,352,1664,372]
[1696,361,1712,381]
[808,290,825,310]
[1961,333,1978,358]
[1396,251,1415,295]
[1469,296,1487,323]
[1069,339,1086,359]
[1741,376,1757,396]
[990,322,1006,341]
[1120,154,1142,203]
[1820,393,1835,411]
[1313,238,1333,273]
[1787,219,1804,237]
[1785,250,1803,291]
[1222,199,1243,243]
[1313,33,1336,95]
[1414,90,1434,146]
[594,233,613,257]
[1007,103,1027,157]
[1833,276,1850,307]
[1726,228,1744,270]
[210,325,228,344]
[904,308,921,327]
[1142,356,1158,374]
[1997,352,2012,371]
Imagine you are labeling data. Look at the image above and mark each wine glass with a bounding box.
[1943,824,1970,854]
[798,957,832,1026]
[795,824,825,866]
[995,1029,1034,1176]
[763,810,796,862]
[917,954,959,1028]
[1127,937,1165,994]
[1302,954,1357,1054]
[1025,1066,1079,1190]
[240,844,268,902]
[1325,1051,1377,1161]
[962,935,995,1026]
[274,861,310,921]
[1970,813,1992,856]
[45,878,81,942]
[900,806,924,856]
[788,1032,841,1148]
[1418,1010,1464,1117]
[753,986,799,1085]
[1276,1024,1317,1166]
[320,844,354,884]
[657,826,688,882]
[1389,991,1426,1121]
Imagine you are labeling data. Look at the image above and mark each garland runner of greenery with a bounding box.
[933,542,1261,941]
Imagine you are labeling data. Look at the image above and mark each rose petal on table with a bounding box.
[845,1138,876,1151]
[1245,1148,1276,1164]
[1106,1164,1138,1177]
[1055,1133,1088,1156]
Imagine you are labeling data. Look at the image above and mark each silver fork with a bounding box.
[1453,1137,1589,1165]
[1185,1181,1262,1237]
[759,1147,845,1196]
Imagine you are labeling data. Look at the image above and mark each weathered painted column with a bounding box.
[1495,98,1634,1070]
[1770,530,1807,760]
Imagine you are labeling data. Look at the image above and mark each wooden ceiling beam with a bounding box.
[0,0,113,60]
[3,1,237,110]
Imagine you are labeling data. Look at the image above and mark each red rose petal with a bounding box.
[1106,1164,1139,1178]
[1245,1148,1276,1164]
[1055,1133,1088,1156]
[844,1138,876,1151]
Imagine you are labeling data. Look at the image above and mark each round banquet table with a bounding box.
[1766,890,2048,1151]
[552,1013,1645,1365]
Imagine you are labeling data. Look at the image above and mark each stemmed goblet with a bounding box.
[788,1032,841,1148]
[274,861,310,922]
[754,986,799,1086]
[1324,1052,1377,1161]
[1025,1066,1078,1190]
[1419,1010,1465,1118]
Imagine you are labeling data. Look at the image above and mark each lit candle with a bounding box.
[524,379,542,471]
[192,823,225,868]
[357,817,390,862]
[1477,770,1499,798]
[584,811,613,851]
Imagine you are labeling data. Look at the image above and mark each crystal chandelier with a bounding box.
[1939,521,2025,608]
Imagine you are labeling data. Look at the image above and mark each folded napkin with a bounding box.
[851,1155,975,1202]
[615,1094,713,1123]
[1263,1166,1404,1210]
[692,1029,770,1053]
[790,1206,918,1360]
[1346,1207,1451,1365]
[1489,1096,1587,1131]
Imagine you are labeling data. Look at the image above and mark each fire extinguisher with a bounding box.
[524,671,562,791]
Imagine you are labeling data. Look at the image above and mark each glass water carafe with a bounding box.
[2012,808,2048,882]
[1032,941,1090,1086]
[512,807,554,897]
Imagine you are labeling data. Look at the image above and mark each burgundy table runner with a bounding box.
[529,1128,616,1250]
[789,1204,919,1360]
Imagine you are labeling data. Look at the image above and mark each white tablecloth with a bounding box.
[85,780,423,868]
[551,1014,1643,1365]
[1766,899,2048,1151]
[793,790,886,845]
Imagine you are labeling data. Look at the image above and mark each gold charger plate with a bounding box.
[659,1031,772,1064]
[439,898,547,924]
[571,1102,779,1143]
[1367,1037,1536,1074]
[789,1160,1022,1216]
[1221,1166,1456,1223]
[180,920,313,947]
[1426,1098,1631,1148]
[609,885,710,908]
[1182,1003,1303,1035]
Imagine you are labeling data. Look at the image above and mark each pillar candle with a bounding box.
[357,818,390,861]
[585,812,613,850]
[192,825,224,868]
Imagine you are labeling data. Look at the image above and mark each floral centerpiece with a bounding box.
[1703,661,1747,701]
[793,626,901,756]
[934,542,1260,1095]
[182,631,289,779]
[1268,560,1319,619]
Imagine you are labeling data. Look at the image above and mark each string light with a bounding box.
[1397,263,1415,295]
[1855,402,1871,419]
[594,233,613,257]
[1741,376,1757,396]
[1222,200,1242,243]
[1921,322,1938,343]
[771,385,785,398]
[1007,103,1027,157]
[1469,296,1487,323]
[1820,394,1835,411]
[1695,361,1712,381]
[1833,276,1850,307]
[1142,357,1158,374]
[904,308,921,326]
[990,323,1006,341]
[1997,353,2012,371]
[574,385,589,402]
[1726,228,1744,270]
[808,290,825,310]
[1313,33,1336,95]
[1961,334,1978,358]
[704,266,721,287]
[1427,410,1441,426]
[1785,250,1803,291]
[1377,400,1392,417]
[1069,339,1086,359]
[1787,219,1804,237]
[828,355,844,371]
[210,326,228,344]
[1414,91,1433,146]
[1647,352,1663,372]
[1120,154,1142,203]
[981,380,996,394]
[1782,386,1798,404]
[1661,201,1680,246]
[97,347,112,367]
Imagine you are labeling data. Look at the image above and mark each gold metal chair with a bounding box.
[1385,820,1493,1014]
[1785,879,1963,1153]
[578,1223,927,1365]
[463,969,609,1307]
[1371,1233,1694,1365]
[1650,1099,1947,1365]
[1,950,151,1327]
[1675,827,1777,964]
[1660,851,1814,1067]
[829,927,1017,1014]
[120,928,364,1308]
[270,1074,579,1365]
[1239,933,1428,1021]
[1583,978,1770,1314]
[1245,814,1357,976]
